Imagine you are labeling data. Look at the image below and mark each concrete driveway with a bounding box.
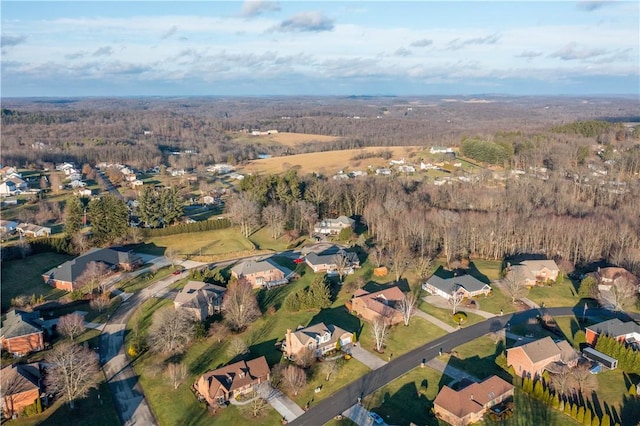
[350,345,387,370]
[258,383,305,422]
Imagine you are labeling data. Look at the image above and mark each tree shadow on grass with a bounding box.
[248,338,282,366]
[309,306,362,338]
[619,394,640,426]
[368,382,439,426]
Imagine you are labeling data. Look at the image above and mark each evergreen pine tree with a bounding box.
[543,387,550,403]
[64,196,84,236]
[600,414,611,426]
[552,393,560,409]
[533,380,544,399]
[629,384,637,396]
[571,404,578,419]
[584,408,592,426]
[564,401,572,416]
[577,406,585,422]
[592,414,600,426]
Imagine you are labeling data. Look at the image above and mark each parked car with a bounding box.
[369,412,384,424]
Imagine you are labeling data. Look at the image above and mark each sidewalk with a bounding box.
[350,345,388,370]
[414,309,456,333]
[422,295,497,319]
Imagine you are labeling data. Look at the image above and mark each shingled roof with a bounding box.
[231,258,290,277]
[434,376,514,419]
[586,318,640,338]
[174,281,226,308]
[426,273,491,294]
[0,311,42,339]
[43,247,142,284]
[198,356,270,399]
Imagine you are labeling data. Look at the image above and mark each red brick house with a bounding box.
[42,247,143,291]
[506,337,579,378]
[348,286,405,325]
[1,363,41,419]
[433,375,514,426]
[585,318,640,347]
[194,357,270,408]
[0,311,44,357]
[230,258,291,289]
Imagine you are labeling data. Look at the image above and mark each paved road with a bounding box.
[96,170,124,200]
[290,306,640,426]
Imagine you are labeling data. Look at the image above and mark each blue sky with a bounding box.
[2,1,638,97]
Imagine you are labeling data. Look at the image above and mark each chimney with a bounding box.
[285,329,292,356]
[470,394,474,400]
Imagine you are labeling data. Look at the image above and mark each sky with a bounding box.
[1,1,639,97]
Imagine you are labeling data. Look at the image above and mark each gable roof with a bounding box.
[0,363,40,395]
[174,281,226,307]
[199,356,270,398]
[353,286,405,316]
[43,247,142,284]
[520,259,559,271]
[434,375,513,419]
[586,318,640,338]
[426,273,491,294]
[305,247,359,267]
[509,336,561,364]
[231,258,289,277]
[17,223,51,234]
[1,311,42,339]
[291,322,351,347]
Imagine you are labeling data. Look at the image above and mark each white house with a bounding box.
[430,147,454,154]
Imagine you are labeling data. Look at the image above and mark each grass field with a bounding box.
[231,131,342,147]
[239,146,423,175]
[418,302,486,327]
[1,252,72,312]
[527,278,582,308]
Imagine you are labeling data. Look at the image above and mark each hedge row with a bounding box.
[140,218,231,237]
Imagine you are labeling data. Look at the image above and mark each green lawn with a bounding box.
[475,286,520,315]
[442,336,511,382]
[1,252,72,312]
[116,265,175,293]
[418,302,486,327]
[470,258,503,281]
[553,315,601,349]
[527,278,581,308]
[359,317,447,361]
[249,226,293,252]
[144,227,255,257]
[364,365,452,426]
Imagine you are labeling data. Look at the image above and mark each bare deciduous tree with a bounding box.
[550,365,572,396]
[262,203,286,239]
[208,321,231,343]
[227,337,249,358]
[246,390,268,417]
[570,363,598,395]
[77,261,109,294]
[164,247,180,268]
[148,309,195,355]
[58,313,86,341]
[165,362,187,390]
[387,241,412,282]
[90,294,110,312]
[333,253,351,283]
[281,365,306,396]
[320,359,338,381]
[414,256,433,281]
[371,315,390,353]
[603,277,637,311]
[45,342,99,409]
[399,292,418,326]
[295,347,317,369]
[504,266,527,304]
[71,233,91,254]
[222,278,261,332]
[227,192,261,237]
[448,288,464,314]
[16,239,32,259]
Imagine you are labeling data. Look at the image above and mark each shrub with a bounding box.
[452,312,467,324]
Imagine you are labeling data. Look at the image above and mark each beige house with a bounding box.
[509,260,559,287]
[283,323,353,360]
[587,267,639,292]
[506,336,579,378]
[230,258,290,289]
[313,216,355,235]
[348,286,405,325]
[174,281,226,321]
[194,357,270,409]
[434,375,514,426]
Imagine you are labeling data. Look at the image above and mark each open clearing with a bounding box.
[240,146,423,175]
[230,131,341,147]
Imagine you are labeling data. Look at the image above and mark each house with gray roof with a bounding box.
[283,322,353,360]
[585,318,640,349]
[17,223,51,238]
[313,216,356,236]
[305,246,360,275]
[507,336,579,378]
[174,281,226,321]
[422,268,491,300]
[230,258,292,289]
[42,247,143,291]
[0,311,44,356]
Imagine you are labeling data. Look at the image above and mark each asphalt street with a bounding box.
[290,306,640,426]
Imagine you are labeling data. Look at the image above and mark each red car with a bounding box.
[293,257,304,264]
[172,269,183,276]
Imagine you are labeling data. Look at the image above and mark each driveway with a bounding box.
[258,383,305,422]
[350,345,388,370]
[343,404,387,426]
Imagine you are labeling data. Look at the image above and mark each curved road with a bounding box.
[290,306,640,426]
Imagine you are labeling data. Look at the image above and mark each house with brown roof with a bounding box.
[1,363,42,419]
[587,267,639,292]
[174,281,226,321]
[433,375,514,426]
[194,356,270,409]
[509,259,559,287]
[230,258,291,289]
[506,336,579,378]
[585,318,640,348]
[0,311,45,357]
[283,323,353,361]
[347,286,405,325]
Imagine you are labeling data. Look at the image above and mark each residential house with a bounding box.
[347,286,405,325]
[585,318,640,348]
[55,162,75,172]
[506,336,579,378]
[194,357,270,409]
[313,216,356,236]
[375,168,392,176]
[1,363,42,419]
[509,259,560,287]
[43,247,143,291]
[174,281,226,321]
[230,258,291,289]
[397,165,416,173]
[207,164,234,174]
[0,166,18,177]
[0,180,17,196]
[433,375,514,426]
[430,146,454,154]
[0,311,45,356]
[0,220,18,234]
[587,267,639,292]
[17,223,51,238]
[283,323,353,360]
[304,246,360,275]
[422,269,491,300]
[68,179,86,189]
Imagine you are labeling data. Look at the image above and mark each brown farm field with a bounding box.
[230,131,341,147]
[239,146,423,175]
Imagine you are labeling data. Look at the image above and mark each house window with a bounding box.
[308,343,314,350]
